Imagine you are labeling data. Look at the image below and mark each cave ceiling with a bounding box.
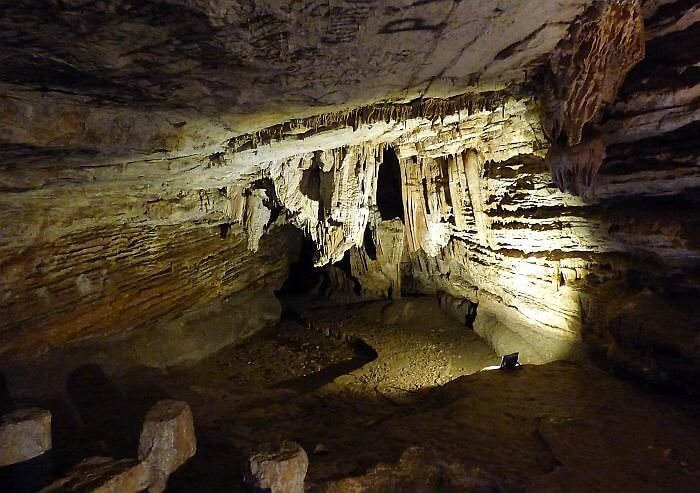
[0,0,596,162]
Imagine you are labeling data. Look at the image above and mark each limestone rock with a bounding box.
[539,0,645,197]
[473,309,544,365]
[138,400,196,493]
[39,457,152,493]
[0,408,52,466]
[245,440,309,493]
[0,220,299,361]
[0,0,592,156]
[438,292,478,327]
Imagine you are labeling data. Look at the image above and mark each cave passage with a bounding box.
[277,235,322,296]
[1,1,699,492]
[377,147,404,221]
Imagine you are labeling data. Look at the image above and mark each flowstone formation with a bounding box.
[0,0,698,388]
[541,0,646,197]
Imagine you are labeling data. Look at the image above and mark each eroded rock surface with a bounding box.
[0,0,698,387]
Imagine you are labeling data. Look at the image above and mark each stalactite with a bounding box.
[228,91,509,152]
[545,134,606,199]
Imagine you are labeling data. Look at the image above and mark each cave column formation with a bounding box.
[0,0,698,385]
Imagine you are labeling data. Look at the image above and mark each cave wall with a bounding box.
[0,0,602,361]
[0,177,299,359]
[0,0,698,383]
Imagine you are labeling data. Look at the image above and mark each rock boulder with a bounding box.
[137,400,196,493]
[0,408,52,467]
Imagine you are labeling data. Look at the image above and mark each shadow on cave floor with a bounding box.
[270,338,378,394]
[3,296,700,492]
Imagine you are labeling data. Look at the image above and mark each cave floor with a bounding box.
[4,296,700,492]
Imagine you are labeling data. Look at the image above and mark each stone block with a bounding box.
[137,400,196,493]
[245,440,308,493]
[39,457,151,493]
[0,408,52,467]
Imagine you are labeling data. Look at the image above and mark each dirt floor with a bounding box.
[2,295,700,492]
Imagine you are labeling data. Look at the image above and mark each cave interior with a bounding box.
[1,0,700,492]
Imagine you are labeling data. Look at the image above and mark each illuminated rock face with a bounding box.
[0,1,698,383]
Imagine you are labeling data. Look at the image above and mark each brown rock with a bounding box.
[0,407,52,466]
[0,0,697,397]
[245,440,309,493]
[39,457,152,493]
[137,400,196,493]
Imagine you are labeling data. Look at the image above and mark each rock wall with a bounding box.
[0,176,300,358]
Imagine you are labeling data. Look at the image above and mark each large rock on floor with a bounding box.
[0,408,52,466]
[137,400,196,493]
[39,457,152,493]
[245,440,309,493]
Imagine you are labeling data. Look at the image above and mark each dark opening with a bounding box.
[422,177,431,214]
[336,250,362,296]
[363,225,377,260]
[249,177,283,226]
[439,157,453,208]
[377,147,404,221]
[277,236,322,295]
[300,163,321,201]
